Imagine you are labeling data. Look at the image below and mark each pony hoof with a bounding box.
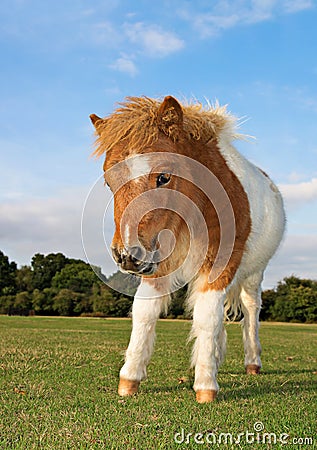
[246,364,261,375]
[196,390,217,403]
[118,378,140,396]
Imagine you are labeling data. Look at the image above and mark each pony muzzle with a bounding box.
[111,245,158,276]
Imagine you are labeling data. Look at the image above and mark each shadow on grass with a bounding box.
[140,369,316,402]
[140,382,193,395]
[219,378,316,402]
[220,368,314,375]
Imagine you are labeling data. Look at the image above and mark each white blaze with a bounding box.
[126,155,152,181]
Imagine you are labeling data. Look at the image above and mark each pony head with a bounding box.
[90,96,239,284]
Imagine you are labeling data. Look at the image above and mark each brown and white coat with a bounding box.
[90,96,285,403]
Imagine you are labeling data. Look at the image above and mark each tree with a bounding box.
[41,287,57,315]
[31,253,68,290]
[92,286,116,316]
[32,289,48,314]
[92,284,133,317]
[106,271,140,297]
[53,289,83,316]
[114,296,134,317]
[0,251,17,294]
[169,286,188,318]
[261,276,317,323]
[13,291,32,315]
[260,289,276,321]
[0,295,15,315]
[51,260,98,294]
[16,265,33,293]
[73,293,93,315]
[5,248,315,322]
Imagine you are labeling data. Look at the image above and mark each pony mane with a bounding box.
[92,96,242,157]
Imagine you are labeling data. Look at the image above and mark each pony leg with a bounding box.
[190,289,226,403]
[240,273,263,374]
[118,279,168,396]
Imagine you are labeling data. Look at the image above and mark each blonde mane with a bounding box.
[92,96,241,157]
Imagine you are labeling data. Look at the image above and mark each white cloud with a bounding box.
[283,0,314,13]
[263,233,317,288]
[287,171,308,183]
[0,190,83,265]
[279,177,317,209]
[89,21,120,46]
[125,22,184,57]
[192,14,239,37]
[0,184,115,274]
[184,0,314,38]
[110,55,138,76]
[103,85,122,96]
[282,85,317,113]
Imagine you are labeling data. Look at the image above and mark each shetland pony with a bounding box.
[90,96,285,403]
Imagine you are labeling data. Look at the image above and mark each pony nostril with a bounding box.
[152,249,161,264]
[128,245,146,264]
[111,247,122,264]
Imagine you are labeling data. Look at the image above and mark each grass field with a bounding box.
[0,317,316,449]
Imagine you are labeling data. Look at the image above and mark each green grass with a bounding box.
[0,317,316,449]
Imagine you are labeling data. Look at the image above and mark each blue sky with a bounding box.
[1,0,317,288]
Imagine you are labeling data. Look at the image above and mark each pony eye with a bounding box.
[157,173,171,187]
[104,179,111,190]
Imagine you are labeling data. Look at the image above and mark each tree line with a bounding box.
[0,250,316,322]
[0,251,133,317]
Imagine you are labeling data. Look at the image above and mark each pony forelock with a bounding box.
[92,96,243,157]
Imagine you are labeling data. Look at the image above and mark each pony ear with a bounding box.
[90,114,104,135]
[157,96,183,141]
